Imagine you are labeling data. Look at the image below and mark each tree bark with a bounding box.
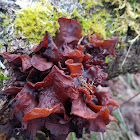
[0,0,15,12]
[106,39,140,79]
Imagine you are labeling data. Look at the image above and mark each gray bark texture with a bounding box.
[0,0,15,11]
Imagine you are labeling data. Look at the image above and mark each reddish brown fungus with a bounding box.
[0,18,119,140]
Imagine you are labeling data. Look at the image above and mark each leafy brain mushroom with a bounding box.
[0,18,119,140]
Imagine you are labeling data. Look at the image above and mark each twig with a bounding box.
[106,127,120,131]
[121,33,140,68]
[120,92,140,107]
[121,43,133,68]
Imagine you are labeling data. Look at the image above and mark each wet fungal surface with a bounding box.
[0,18,119,140]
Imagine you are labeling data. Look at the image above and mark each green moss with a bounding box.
[12,0,112,43]
[0,13,11,28]
[79,0,103,9]
[14,2,60,44]
[0,71,9,81]
[4,0,139,45]
[65,8,110,39]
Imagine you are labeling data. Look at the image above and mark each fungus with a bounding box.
[0,18,119,140]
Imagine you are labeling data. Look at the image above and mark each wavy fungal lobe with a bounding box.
[0,18,119,140]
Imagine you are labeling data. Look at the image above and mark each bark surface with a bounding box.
[106,39,140,79]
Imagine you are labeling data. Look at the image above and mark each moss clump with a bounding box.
[72,8,111,39]
[14,2,60,44]
[13,0,112,43]
[106,0,140,44]
[0,71,8,81]
[78,0,140,41]
[1,0,138,45]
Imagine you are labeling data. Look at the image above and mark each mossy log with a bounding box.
[0,0,140,80]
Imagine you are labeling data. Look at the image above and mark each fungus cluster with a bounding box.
[0,18,119,140]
